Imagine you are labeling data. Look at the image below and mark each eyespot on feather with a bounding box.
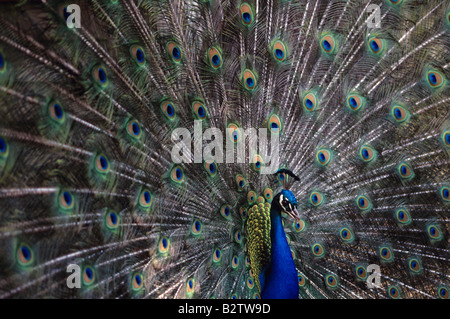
[130,45,145,66]
[311,243,325,258]
[83,266,95,285]
[234,230,242,244]
[325,274,338,289]
[243,69,257,91]
[0,52,6,73]
[191,219,202,236]
[439,186,450,202]
[220,204,232,219]
[212,248,222,263]
[356,194,372,211]
[204,161,217,177]
[339,227,354,243]
[240,3,254,26]
[359,145,377,162]
[346,93,365,112]
[268,114,282,134]
[387,285,401,299]
[316,149,331,166]
[310,191,324,206]
[247,277,254,289]
[379,246,394,262]
[236,174,246,191]
[391,104,410,123]
[49,102,65,123]
[105,210,119,230]
[131,273,144,291]
[438,286,449,299]
[320,34,337,54]
[240,207,247,220]
[94,154,110,174]
[138,188,152,208]
[276,170,288,184]
[388,0,403,5]
[161,100,176,121]
[292,219,306,233]
[408,257,422,273]
[186,278,195,294]
[17,244,33,267]
[59,5,72,22]
[126,120,142,139]
[272,40,288,62]
[208,46,223,69]
[0,136,9,158]
[228,123,241,143]
[192,100,207,120]
[251,154,263,172]
[426,70,445,89]
[395,208,412,225]
[58,190,75,212]
[171,165,184,183]
[231,255,239,269]
[245,256,251,268]
[247,191,257,204]
[303,92,318,111]
[427,224,442,241]
[298,273,306,287]
[263,188,273,202]
[442,131,450,148]
[167,41,182,63]
[158,236,170,254]
[355,265,367,280]
[92,65,108,87]
[367,37,384,55]
[397,162,414,180]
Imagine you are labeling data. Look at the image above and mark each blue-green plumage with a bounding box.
[0,0,448,300]
[260,199,299,299]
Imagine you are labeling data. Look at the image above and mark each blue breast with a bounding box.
[260,206,299,299]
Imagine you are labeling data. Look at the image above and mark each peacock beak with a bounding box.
[286,206,300,221]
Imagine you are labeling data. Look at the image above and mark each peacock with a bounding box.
[0,0,449,300]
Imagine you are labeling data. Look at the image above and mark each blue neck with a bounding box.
[260,206,299,299]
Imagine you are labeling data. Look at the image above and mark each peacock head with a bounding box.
[274,189,300,221]
[272,169,301,220]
